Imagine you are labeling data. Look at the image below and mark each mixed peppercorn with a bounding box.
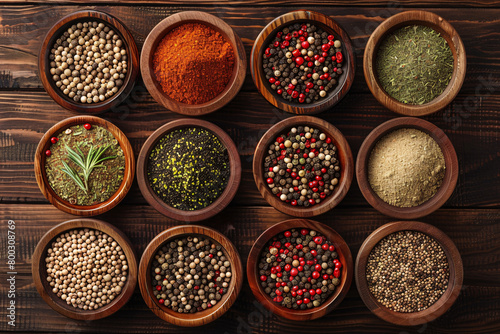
[263,125,341,207]
[262,23,345,104]
[258,228,342,309]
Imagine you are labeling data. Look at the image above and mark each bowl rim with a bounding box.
[363,10,467,116]
[138,224,244,326]
[31,218,138,320]
[355,220,463,326]
[253,115,353,217]
[140,10,247,116]
[246,218,353,321]
[34,115,135,216]
[250,9,356,114]
[38,9,140,114]
[356,117,458,219]
[137,118,241,222]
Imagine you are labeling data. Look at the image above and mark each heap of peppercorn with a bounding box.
[262,23,345,104]
[263,125,341,207]
[258,228,342,309]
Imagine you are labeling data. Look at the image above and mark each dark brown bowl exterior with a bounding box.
[34,115,135,216]
[356,117,458,219]
[364,10,466,116]
[140,11,246,116]
[32,219,138,320]
[251,10,355,114]
[38,10,139,114]
[137,118,241,222]
[138,225,244,327]
[355,221,463,326]
[247,219,353,321]
[253,116,353,217]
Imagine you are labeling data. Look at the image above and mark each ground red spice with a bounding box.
[153,22,236,105]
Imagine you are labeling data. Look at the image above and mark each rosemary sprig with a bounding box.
[60,144,116,194]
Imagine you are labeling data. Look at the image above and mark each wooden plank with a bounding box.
[0,6,499,93]
[0,90,499,207]
[0,204,498,332]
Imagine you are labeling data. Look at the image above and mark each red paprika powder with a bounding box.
[153,23,235,105]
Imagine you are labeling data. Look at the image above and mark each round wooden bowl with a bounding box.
[356,117,458,219]
[138,225,243,326]
[140,11,246,116]
[137,118,241,222]
[34,115,135,216]
[38,10,139,114]
[363,10,466,116]
[247,219,353,321]
[253,116,353,217]
[250,10,355,114]
[355,221,463,326]
[32,218,138,320]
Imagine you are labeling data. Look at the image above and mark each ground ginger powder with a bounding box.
[368,128,446,207]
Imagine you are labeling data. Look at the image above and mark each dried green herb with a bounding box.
[376,25,454,105]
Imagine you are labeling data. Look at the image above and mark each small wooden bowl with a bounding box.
[38,10,139,114]
[364,10,466,116]
[247,219,353,321]
[32,218,138,320]
[137,118,241,222]
[250,10,355,114]
[34,115,135,216]
[138,225,243,326]
[253,116,353,217]
[355,221,463,326]
[140,11,246,116]
[356,117,458,219]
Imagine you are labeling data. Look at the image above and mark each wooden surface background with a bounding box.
[0,1,499,333]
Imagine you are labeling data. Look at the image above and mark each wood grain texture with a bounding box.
[0,204,498,333]
[138,225,243,326]
[363,10,467,116]
[252,115,354,217]
[31,218,138,320]
[140,11,247,116]
[355,221,463,326]
[136,118,241,222]
[356,117,459,219]
[246,219,353,321]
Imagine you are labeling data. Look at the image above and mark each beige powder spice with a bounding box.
[368,128,445,207]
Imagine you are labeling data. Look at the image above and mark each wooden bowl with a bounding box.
[34,115,135,216]
[38,10,139,114]
[137,118,241,222]
[250,10,355,114]
[32,218,138,320]
[253,116,353,217]
[140,11,246,116]
[247,219,353,321]
[363,10,466,116]
[138,225,243,326]
[355,221,463,326]
[356,117,458,219]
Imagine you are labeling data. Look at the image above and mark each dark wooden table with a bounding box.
[1,1,499,333]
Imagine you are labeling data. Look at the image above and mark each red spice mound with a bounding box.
[153,23,236,105]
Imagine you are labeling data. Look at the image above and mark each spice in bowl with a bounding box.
[151,235,232,313]
[45,123,125,206]
[263,125,340,207]
[262,23,345,104]
[368,128,445,207]
[366,230,450,312]
[153,23,235,105]
[45,228,128,310]
[147,127,230,211]
[49,21,128,104]
[376,25,454,105]
[257,228,342,309]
